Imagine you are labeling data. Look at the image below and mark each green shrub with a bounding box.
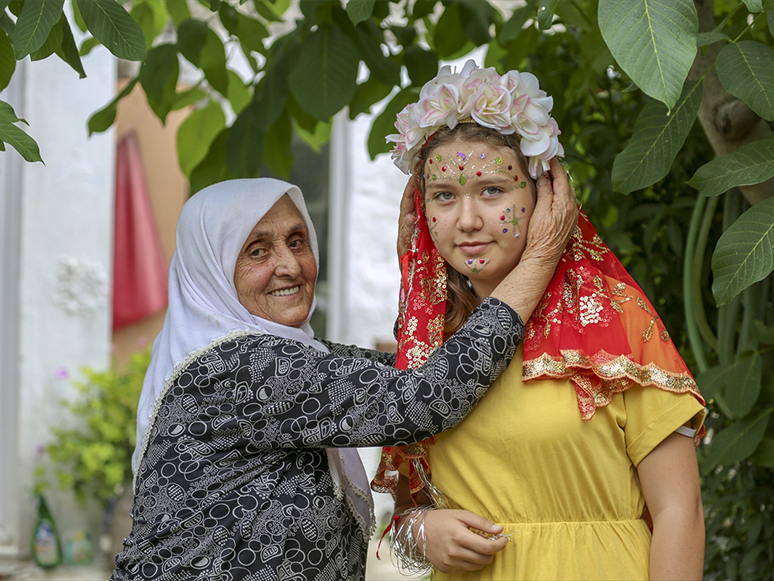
[46,348,150,508]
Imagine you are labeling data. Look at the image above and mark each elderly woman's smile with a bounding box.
[234,195,317,327]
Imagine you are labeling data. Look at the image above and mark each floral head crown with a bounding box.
[387,60,564,179]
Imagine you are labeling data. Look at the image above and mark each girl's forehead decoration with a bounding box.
[387,59,564,178]
[424,149,517,186]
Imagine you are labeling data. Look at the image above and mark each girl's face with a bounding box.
[423,137,536,298]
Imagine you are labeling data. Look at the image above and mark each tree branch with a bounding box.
[690,0,774,205]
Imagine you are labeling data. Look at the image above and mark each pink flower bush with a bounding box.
[388,60,564,177]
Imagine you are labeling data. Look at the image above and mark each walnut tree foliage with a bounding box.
[1,0,774,576]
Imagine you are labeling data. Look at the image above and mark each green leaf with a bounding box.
[176,99,226,178]
[499,4,533,44]
[349,76,393,118]
[697,31,730,47]
[433,3,468,58]
[703,407,772,468]
[688,138,774,197]
[165,0,191,25]
[29,14,62,61]
[457,0,497,45]
[611,80,702,194]
[189,128,233,195]
[139,44,179,124]
[54,13,86,78]
[199,28,229,96]
[390,24,416,47]
[224,99,265,177]
[78,36,100,57]
[288,24,359,121]
[131,0,167,50]
[226,70,251,115]
[742,0,763,12]
[0,30,16,90]
[170,85,206,111]
[403,44,439,87]
[88,77,138,135]
[13,0,63,59]
[292,116,331,153]
[696,362,734,401]
[0,11,15,41]
[504,23,539,70]
[76,0,146,61]
[724,354,763,418]
[367,86,419,159]
[346,0,374,25]
[70,0,86,32]
[411,0,437,21]
[749,437,774,467]
[177,17,207,64]
[354,23,401,87]
[712,197,774,306]
[716,41,774,121]
[251,0,284,23]
[235,12,269,56]
[0,100,42,162]
[752,319,774,345]
[599,0,698,110]
[262,111,293,179]
[537,0,559,31]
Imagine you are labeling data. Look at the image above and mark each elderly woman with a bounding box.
[110,177,575,580]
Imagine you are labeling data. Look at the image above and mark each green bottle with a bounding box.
[31,494,62,569]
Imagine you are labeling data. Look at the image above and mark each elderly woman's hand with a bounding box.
[397,176,418,258]
[521,157,578,267]
[490,157,577,322]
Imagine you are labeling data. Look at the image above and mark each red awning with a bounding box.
[112,132,168,330]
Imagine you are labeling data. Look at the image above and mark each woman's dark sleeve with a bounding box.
[230,297,523,449]
[316,338,397,367]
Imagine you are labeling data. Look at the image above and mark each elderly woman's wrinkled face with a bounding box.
[234,195,317,327]
[423,137,536,296]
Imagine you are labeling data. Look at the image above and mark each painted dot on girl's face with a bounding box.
[432,217,437,222]
[508,165,512,170]
[476,171,482,176]
[459,165,464,170]
[468,259,473,264]
[503,228,508,233]
[479,259,485,264]
[480,153,486,159]
[429,159,433,164]
[442,166,447,171]
[500,215,506,221]
[522,207,526,213]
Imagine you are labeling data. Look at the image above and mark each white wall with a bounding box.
[0,47,116,555]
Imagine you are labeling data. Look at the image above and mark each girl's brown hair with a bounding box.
[415,123,531,336]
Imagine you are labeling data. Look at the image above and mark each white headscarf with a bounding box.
[132,178,373,535]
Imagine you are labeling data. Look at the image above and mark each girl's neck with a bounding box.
[470,277,504,304]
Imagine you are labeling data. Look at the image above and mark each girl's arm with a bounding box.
[392,472,508,575]
[637,430,704,580]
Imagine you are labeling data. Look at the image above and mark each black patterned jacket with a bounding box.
[111,298,523,581]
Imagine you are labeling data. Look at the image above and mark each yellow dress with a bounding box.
[428,346,705,581]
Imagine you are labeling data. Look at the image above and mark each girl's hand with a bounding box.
[423,509,509,574]
[397,176,418,258]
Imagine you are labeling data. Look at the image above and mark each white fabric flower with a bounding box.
[386,59,563,178]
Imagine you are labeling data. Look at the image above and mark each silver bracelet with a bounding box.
[390,505,436,577]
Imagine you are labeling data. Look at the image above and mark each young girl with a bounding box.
[372,61,706,580]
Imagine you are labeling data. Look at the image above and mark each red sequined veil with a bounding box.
[370,185,706,500]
